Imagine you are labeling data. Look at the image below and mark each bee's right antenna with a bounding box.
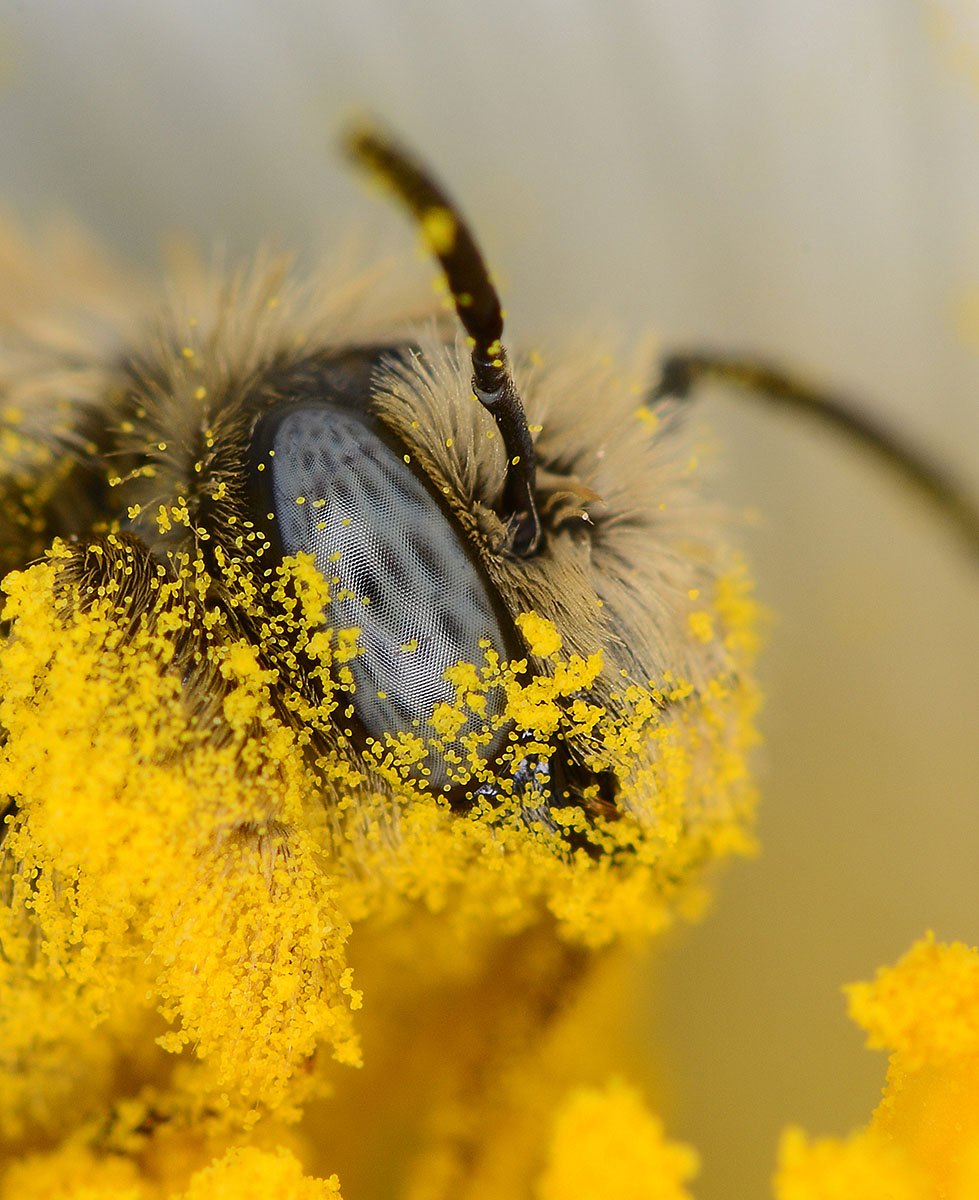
[652,352,979,564]
[344,123,542,557]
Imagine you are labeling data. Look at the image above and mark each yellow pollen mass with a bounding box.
[516,611,563,657]
[537,1082,699,1200]
[0,505,765,1197]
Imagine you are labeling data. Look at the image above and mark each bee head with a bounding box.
[93,124,757,852]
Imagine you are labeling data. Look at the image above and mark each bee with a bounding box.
[0,120,770,1168]
[0,122,975,1175]
[0,119,974,861]
[0,123,767,858]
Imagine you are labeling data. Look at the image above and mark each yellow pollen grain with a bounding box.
[421,206,456,255]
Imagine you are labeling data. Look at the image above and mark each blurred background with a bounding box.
[1,2,976,1196]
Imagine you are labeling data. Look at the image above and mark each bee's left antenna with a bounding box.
[343,122,543,557]
[652,352,979,564]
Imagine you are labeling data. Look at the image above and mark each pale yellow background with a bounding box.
[1,3,976,1196]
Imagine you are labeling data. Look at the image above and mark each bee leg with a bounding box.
[651,350,979,562]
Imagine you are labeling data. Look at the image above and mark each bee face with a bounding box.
[0,132,759,880]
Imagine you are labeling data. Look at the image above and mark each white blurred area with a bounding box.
[1,3,976,1196]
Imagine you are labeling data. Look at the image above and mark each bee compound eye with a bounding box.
[265,405,513,788]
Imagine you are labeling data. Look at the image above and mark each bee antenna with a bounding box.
[343,123,542,557]
[652,351,979,563]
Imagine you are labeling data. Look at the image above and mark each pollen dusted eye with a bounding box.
[263,404,512,788]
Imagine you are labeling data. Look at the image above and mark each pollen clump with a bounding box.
[686,609,714,644]
[0,1143,343,1200]
[516,610,563,657]
[536,1081,699,1200]
[774,936,979,1200]
[179,1147,343,1200]
[845,931,979,1070]
[774,1127,923,1200]
[0,554,360,1146]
